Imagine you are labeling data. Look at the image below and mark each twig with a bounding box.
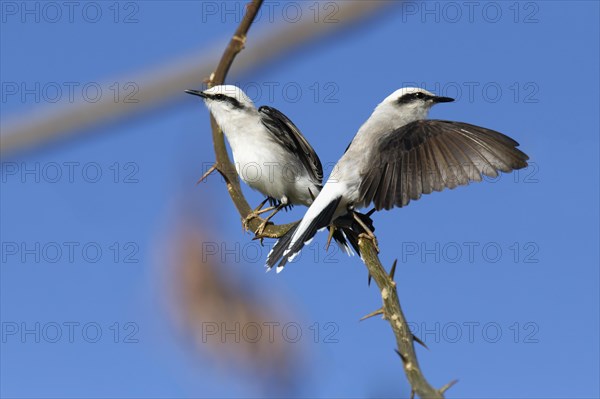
[196,163,217,185]
[359,239,455,398]
[202,1,454,397]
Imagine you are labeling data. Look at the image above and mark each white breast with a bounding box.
[224,118,319,206]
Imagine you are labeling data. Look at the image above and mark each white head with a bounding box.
[373,87,454,125]
[185,85,257,131]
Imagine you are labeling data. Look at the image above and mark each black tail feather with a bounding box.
[333,211,375,257]
[331,229,354,255]
[266,221,300,269]
[265,204,375,271]
[275,197,341,270]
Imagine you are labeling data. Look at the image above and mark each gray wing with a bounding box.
[359,120,529,210]
[259,106,323,184]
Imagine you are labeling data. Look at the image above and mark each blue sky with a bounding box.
[1,1,598,398]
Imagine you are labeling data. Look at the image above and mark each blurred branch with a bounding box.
[202,1,454,397]
[170,227,302,392]
[1,1,393,156]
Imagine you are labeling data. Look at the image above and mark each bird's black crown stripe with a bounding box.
[396,91,432,104]
[209,93,244,109]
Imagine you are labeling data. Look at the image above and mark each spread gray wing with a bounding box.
[259,106,323,184]
[358,120,529,210]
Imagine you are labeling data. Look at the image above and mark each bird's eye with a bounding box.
[214,94,225,100]
[414,92,425,99]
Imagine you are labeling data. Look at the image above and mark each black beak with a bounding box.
[433,96,454,103]
[185,89,207,99]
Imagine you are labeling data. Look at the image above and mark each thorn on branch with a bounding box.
[325,226,335,251]
[412,334,428,350]
[251,234,266,246]
[394,348,407,363]
[196,163,218,185]
[367,273,372,286]
[439,379,459,395]
[389,259,398,280]
[359,307,384,321]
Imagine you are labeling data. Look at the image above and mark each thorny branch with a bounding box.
[199,1,455,397]
[359,241,457,398]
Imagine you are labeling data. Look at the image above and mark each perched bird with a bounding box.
[186,85,363,253]
[267,87,529,271]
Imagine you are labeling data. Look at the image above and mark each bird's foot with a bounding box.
[242,211,261,231]
[249,220,272,246]
[358,232,379,253]
[254,219,272,237]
